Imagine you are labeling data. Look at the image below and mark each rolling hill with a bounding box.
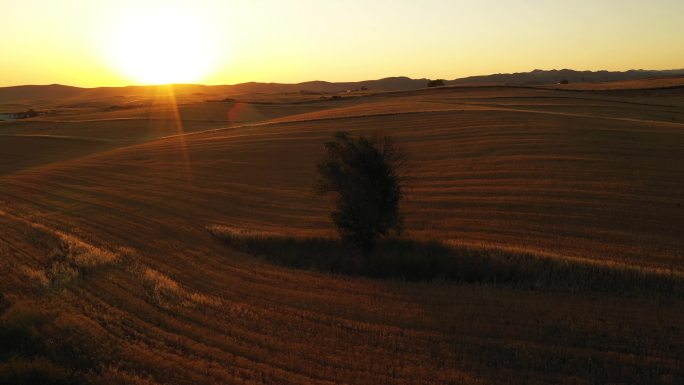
[1,81,683,384]
[2,69,683,107]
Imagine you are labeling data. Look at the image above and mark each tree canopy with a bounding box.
[315,132,406,252]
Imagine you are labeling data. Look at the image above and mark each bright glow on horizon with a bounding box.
[103,5,219,84]
[1,0,683,87]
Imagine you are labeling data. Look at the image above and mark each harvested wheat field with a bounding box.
[1,83,684,384]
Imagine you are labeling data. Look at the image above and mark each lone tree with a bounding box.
[427,79,446,87]
[315,131,406,252]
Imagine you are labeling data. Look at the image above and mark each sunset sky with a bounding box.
[1,0,683,87]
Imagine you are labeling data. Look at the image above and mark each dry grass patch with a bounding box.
[20,267,50,289]
[52,232,119,271]
[140,268,220,308]
[38,234,120,291]
[141,268,183,307]
[18,224,122,291]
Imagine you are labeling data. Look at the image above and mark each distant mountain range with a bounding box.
[1,69,682,104]
[449,69,684,86]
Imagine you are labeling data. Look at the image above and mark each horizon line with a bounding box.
[1,67,683,89]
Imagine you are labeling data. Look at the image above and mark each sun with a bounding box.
[106,6,218,85]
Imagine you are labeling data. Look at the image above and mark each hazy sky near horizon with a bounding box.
[1,0,683,87]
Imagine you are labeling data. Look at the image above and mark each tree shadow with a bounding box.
[208,226,684,299]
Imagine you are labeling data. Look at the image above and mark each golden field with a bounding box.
[1,79,683,384]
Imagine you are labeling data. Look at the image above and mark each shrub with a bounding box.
[0,299,112,384]
[315,132,406,252]
[0,358,71,385]
[43,313,111,370]
[0,301,50,360]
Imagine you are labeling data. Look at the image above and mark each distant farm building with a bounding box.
[427,79,446,87]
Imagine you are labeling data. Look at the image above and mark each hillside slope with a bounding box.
[1,85,683,384]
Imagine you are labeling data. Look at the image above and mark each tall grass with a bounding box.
[208,225,684,299]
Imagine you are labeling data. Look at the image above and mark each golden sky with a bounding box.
[1,0,683,87]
